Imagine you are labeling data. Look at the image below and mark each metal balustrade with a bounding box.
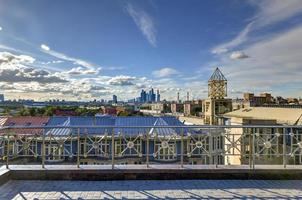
[0,125,302,169]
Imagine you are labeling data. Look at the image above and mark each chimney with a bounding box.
[177,92,180,103]
[187,92,189,101]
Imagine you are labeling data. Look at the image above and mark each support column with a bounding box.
[77,128,80,168]
[283,128,288,168]
[249,128,252,169]
[209,128,213,165]
[42,129,45,169]
[146,130,149,168]
[6,132,9,169]
[181,128,184,168]
[111,128,115,169]
[252,128,256,170]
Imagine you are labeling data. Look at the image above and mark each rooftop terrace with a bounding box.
[0,117,301,199]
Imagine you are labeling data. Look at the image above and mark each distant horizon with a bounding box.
[1,0,302,101]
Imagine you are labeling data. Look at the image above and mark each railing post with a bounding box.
[209,128,213,166]
[252,128,255,170]
[214,130,218,168]
[42,129,45,168]
[249,128,252,169]
[146,129,149,168]
[111,128,115,169]
[77,128,80,168]
[6,132,9,169]
[283,128,287,169]
[180,128,184,168]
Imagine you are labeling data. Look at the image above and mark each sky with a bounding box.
[0,0,302,101]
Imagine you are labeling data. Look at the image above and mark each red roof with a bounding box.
[1,116,49,136]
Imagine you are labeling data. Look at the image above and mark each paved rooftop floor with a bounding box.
[0,180,302,200]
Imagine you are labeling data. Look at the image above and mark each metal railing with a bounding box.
[0,125,302,169]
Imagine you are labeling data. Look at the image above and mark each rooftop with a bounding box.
[0,116,186,136]
[224,107,302,125]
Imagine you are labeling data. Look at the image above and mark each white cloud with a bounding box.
[212,22,253,54]
[230,51,249,59]
[107,75,136,86]
[66,66,101,75]
[251,0,302,28]
[40,44,50,51]
[152,67,179,78]
[105,66,125,71]
[212,0,302,54]
[0,51,35,68]
[0,52,158,101]
[41,60,64,65]
[216,25,302,96]
[40,44,99,69]
[125,3,157,47]
[0,51,67,83]
[0,26,2,31]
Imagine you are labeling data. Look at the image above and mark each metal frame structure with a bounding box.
[0,125,302,169]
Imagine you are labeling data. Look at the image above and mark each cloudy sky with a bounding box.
[0,0,302,101]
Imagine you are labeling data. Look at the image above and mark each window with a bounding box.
[25,122,31,126]
[8,122,15,126]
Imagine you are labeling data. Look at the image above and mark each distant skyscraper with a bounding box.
[140,90,147,103]
[112,95,117,103]
[138,88,159,103]
[150,88,156,102]
[0,94,4,102]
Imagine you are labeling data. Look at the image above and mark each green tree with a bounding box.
[4,107,10,115]
[19,107,30,116]
[44,106,56,116]
[118,111,131,116]
[29,107,37,116]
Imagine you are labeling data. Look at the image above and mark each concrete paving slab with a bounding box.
[0,179,302,199]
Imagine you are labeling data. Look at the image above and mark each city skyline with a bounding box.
[0,0,302,101]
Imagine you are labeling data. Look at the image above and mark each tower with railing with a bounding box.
[208,67,227,99]
[204,67,232,125]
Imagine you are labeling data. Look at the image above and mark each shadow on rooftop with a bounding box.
[0,180,301,199]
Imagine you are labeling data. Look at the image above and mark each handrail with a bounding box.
[0,124,301,169]
[1,125,302,129]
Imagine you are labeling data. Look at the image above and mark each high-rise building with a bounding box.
[0,94,4,102]
[156,90,160,102]
[112,95,117,104]
[139,88,157,103]
[140,90,147,103]
[150,88,156,102]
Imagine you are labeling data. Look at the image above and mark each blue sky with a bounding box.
[0,0,302,101]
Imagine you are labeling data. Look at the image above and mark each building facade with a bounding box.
[183,100,203,116]
[224,107,302,165]
[243,93,272,106]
